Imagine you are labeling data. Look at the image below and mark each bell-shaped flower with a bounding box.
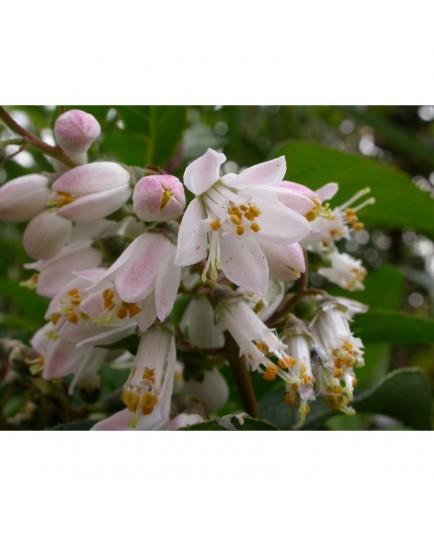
[23,210,73,259]
[0,174,50,222]
[212,287,298,388]
[175,149,311,295]
[310,297,367,410]
[318,250,367,291]
[54,109,101,155]
[92,326,177,430]
[281,316,316,422]
[86,229,181,330]
[48,162,131,221]
[132,174,186,222]
[180,295,224,349]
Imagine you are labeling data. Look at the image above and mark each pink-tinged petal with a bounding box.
[272,187,315,215]
[57,184,132,221]
[52,162,130,195]
[155,255,181,321]
[137,293,158,332]
[43,339,87,379]
[23,211,73,259]
[72,268,107,283]
[0,174,50,222]
[184,148,226,195]
[175,197,208,266]
[54,109,101,154]
[37,247,103,298]
[76,323,137,347]
[115,234,171,303]
[220,233,269,295]
[281,181,316,198]
[315,182,338,202]
[253,195,311,244]
[80,292,104,318]
[91,408,168,431]
[221,156,286,189]
[261,242,305,281]
[31,323,55,356]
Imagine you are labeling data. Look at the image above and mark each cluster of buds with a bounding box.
[0,108,374,429]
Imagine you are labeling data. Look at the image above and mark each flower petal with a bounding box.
[91,408,169,431]
[155,252,181,321]
[52,162,130,195]
[315,182,338,202]
[220,233,269,295]
[221,156,286,189]
[184,148,226,195]
[261,242,305,281]
[175,197,208,266]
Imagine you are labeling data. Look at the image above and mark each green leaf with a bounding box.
[273,142,434,235]
[354,311,434,344]
[0,278,48,326]
[259,368,432,431]
[180,414,278,431]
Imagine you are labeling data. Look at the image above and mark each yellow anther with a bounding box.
[253,301,265,314]
[210,219,221,231]
[278,356,297,369]
[104,301,116,311]
[67,312,79,324]
[256,342,269,354]
[353,222,364,231]
[305,209,318,222]
[49,191,75,208]
[50,313,61,325]
[236,225,245,236]
[248,205,261,217]
[80,312,89,321]
[333,368,344,378]
[329,229,342,238]
[284,389,298,406]
[117,308,128,320]
[301,374,313,385]
[228,206,242,216]
[230,214,242,225]
[142,368,155,382]
[126,304,142,317]
[342,340,353,351]
[352,377,358,387]
[262,364,278,382]
[345,208,356,218]
[250,222,261,232]
[141,392,158,415]
[334,358,343,368]
[67,288,80,297]
[102,289,114,301]
[160,188,174,210]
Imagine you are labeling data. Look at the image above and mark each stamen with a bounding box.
[250,222,261,232]
[339,188,371,210]
[352,197,375,213]
[210,219,221,231]
[160,188,174,209]
[236,225,245,236]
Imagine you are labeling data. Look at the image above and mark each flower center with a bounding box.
[47,191,76,209]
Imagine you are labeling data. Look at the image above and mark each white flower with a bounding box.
[85,230,181,330]
[180,295,224,349]
[184,368,229,414]
[318,250,367,291]
[214,292,297,386]
[132,174,186,222]
[0,173,51,222]
[48,162,131,221]
[92,326,176,430]
[175,149,311,295]
[309,298,367,410]
[23,210,73,260]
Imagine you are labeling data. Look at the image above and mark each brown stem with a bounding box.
[226,335,259,418]
[0,106,77,168]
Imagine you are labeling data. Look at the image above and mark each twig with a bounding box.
[0,106,77,168]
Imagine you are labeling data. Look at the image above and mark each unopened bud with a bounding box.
[54,109,101,154]
[132,174,186,222]
[23,211,73,259]
[0,174,50,222]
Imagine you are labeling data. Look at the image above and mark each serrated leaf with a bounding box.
[273,141,434,235]
[259,368,432,431]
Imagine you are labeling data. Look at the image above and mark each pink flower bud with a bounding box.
[23,211,73,259]
[49,162,131,221]
[0,174,50,222]
[132,174,186,222]
[54,109,101,154]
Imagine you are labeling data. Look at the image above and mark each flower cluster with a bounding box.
[0,108,374,429]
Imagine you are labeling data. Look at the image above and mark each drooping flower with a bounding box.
[92,326,177,430]
[180,295,224,349]
[48,162,132,221]
[132,174,186,222]
[184,368,229,414]
[85,228,181,331]
[0,174,51,222]
[309,297,367,413]
[175,149,311,295]
[318,250,367,291]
